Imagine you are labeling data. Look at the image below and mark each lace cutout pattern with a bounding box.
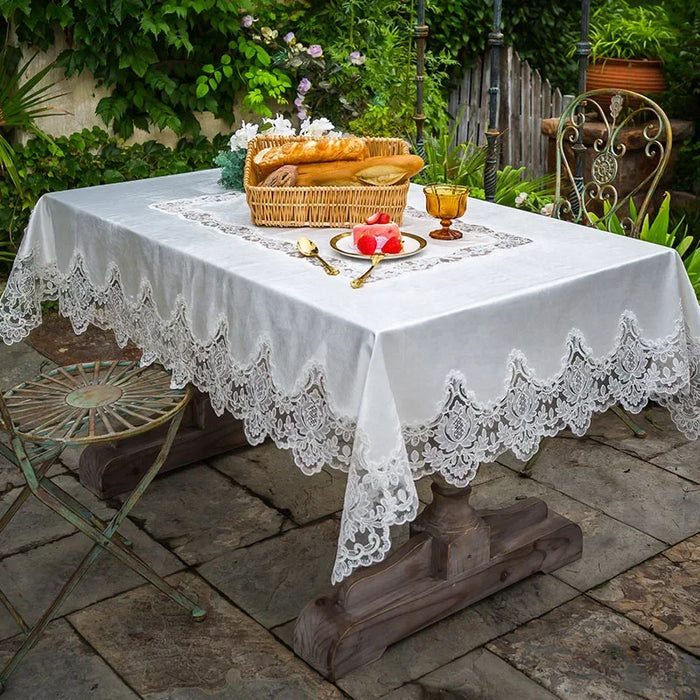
[404,316,700,487]
[1,248,698,583]
[151,194,532,283]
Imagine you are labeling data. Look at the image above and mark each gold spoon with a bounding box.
[351,253,385,289]
[297,237,340,276]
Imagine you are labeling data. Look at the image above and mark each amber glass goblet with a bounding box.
[423,184,470,240]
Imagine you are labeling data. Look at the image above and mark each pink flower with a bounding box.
[242,15,257,28]
[348,51,366,66]
[307,44,323,58]
[297,78,311,95]
[283,31,295,43]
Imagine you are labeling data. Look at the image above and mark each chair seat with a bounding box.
[1,361,190,445]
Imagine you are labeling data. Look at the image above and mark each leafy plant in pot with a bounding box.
[585,0,677,96]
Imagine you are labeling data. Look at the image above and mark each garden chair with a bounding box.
[521,88,673,475]
[552,88,672,236]
[0,361,205,694]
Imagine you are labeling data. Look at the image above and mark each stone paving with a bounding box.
[0,340,698,699]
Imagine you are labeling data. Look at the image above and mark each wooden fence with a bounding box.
[448,47,573,177]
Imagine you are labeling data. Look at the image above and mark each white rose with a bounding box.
[299,117,336,137]
[263,113,296,137]
[230,121,259,150]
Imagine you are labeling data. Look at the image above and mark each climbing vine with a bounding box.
[1,0,307,138]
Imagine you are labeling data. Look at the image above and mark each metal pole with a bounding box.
[414,0,428,159]
[484,0,503,202]
[572,0,591,206]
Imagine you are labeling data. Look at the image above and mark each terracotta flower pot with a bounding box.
[586,57,668,95]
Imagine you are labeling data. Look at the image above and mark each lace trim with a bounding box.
[1,249,698,583]
[405,316,700,487]
[151,195,532,283]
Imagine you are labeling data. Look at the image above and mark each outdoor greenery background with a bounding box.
[0,0,698,277]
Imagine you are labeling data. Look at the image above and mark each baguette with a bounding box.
[294,154,424,187]
[254,137,369,176]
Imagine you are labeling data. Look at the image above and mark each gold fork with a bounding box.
[351,253,385,289]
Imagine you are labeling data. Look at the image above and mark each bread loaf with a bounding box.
[355,155,424,185]
[261,164,298,187]
[253,137,369,176]
[294,154,424,187]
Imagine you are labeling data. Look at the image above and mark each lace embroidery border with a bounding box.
[1,248,698,583]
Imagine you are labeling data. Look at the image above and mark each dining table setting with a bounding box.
[0,133,698,679]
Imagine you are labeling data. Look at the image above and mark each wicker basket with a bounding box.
[243,135,411,227]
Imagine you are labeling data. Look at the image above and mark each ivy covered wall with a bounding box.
[1,0,584,144]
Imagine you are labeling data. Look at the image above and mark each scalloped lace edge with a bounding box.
[1,249,698,583]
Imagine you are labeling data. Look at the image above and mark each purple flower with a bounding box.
[242,15,257,28]
[348,51,366,66]
[283,31,295,43]
[297,108,308,120]
[294,95,306,108]
[307,44,323,58]
[297,77,312,95]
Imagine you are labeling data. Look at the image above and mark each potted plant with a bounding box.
[585,0,677,96]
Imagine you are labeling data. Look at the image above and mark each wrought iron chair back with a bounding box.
[553,89,672,237]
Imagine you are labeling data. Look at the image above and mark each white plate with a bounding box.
[329,232,427,259]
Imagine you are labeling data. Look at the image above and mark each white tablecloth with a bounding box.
[2,169,698,583]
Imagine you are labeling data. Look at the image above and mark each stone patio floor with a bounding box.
[0,339,698,699]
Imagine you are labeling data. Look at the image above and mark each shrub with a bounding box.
[0,127,227,275]
[587,0,677,61]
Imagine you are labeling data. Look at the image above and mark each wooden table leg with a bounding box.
[79,390,249,498]
[294,475,583,680]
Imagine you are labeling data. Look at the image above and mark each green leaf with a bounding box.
[103,169,126,183]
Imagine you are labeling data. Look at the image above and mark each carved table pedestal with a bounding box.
[294,475,583,680]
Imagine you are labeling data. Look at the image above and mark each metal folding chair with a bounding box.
[0,360,205,694]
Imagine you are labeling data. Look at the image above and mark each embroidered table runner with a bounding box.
[152,192,531,283]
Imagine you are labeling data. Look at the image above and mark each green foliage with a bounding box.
[591,193,700,300]
[291,0,453,138]
[426,0,580,94]
[235,28,359,124]
[662,1,700,190]
[1,0,306,138]
[491,166,554,210]
[414,119,553,210]
[0,28,66,194]
[213,148,246,191]
[415,119,487,188]
[587,0,678,61]
[197,34,297,119]
[3,0,450,138]
[0,127,227,274]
